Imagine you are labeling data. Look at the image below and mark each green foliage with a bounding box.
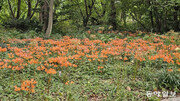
[0,29,179,100]
[156,69,180,91]
[2,18,41,32]
[0,0,179,33]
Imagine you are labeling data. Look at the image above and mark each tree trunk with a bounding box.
[121,10,127,27]
[154,7,161,33]
[109,0,117,30]
[174,4,179,31]
[83,18,88,27]
[27,0,31,19]
[42,1,48,32]
[39,3,43,23]
[16,0,21,19]
[147,0,154,31]
[0,6,2,12]
[82,0,95,28]
[45,0,54,38]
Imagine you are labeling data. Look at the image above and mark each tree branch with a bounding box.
[130,12,147,30]
[8,0,15,18]
[30,0,39,19]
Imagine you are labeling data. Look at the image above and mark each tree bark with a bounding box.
[27,0,32,19]
[147,0,154,31]
[42,1,48,32]
[82,0,95,28]
[109,0,117,30]
[45,0,54,38]
[173,3,179,31]
[121,10,127,27]
[154,7,161,33]
[0,6,2,12]
[16,0,21,19]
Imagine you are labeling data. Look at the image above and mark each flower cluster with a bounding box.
[0,33,179,94]
[0,36,179,71]
[14,79,37,93]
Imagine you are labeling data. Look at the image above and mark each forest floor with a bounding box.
[0,29,179,100]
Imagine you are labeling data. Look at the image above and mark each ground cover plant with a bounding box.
[0,30,179,100]
[0,0,179,100]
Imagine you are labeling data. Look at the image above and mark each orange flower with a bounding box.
[8,53,14,58]
[65,81,69,85]
[176,60,180,65]
[14,86,21,91]
[65,81,74,85]
[72,64,77,67]
[98,66,104,69]
[14,79,37,93]
[0,62,4,66]
[88,59,91,61]
[87,30,91,34]
[31,89,35,93]
[45,68,57,74]
[167,69,173,72]
[0,47,7,52]
[71,81,74,84]
[98,30,103,33]
[124,57,128,61]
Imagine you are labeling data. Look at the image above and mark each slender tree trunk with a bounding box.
[147,0,154,31]
[83,0,88,27]
[163,8,168,32]
[39,3,43,23]
[174,4,179,31]
[109,0,117,30]
[8,0,15,18]
[82,0,95,28]
[42,2,48,32]
[121,10,126,27]
[16,0,21,19]
[45,0,54,38]
[0,6,2,12]
[154,7,161,33]
[83,18,88,28]
[149,10,154,30]
[27,0,31,19]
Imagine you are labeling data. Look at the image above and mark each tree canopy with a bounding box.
[0,0,179,36]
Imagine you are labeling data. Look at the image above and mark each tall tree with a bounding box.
[81,0,95,28]
[109,0,117,30]
[147,0,154,31]
[40,1,49,32]
[16,0,21,19]
[173,3,179,31]
[45,0,54,38]
[27,0,32,18]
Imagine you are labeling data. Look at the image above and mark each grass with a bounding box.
[0,28,179,101]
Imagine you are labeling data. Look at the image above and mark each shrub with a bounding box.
[156,69,180,91]
[2,18,41,32]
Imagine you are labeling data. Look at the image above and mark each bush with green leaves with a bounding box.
[156,69,180,91]
[3,18,41,32]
